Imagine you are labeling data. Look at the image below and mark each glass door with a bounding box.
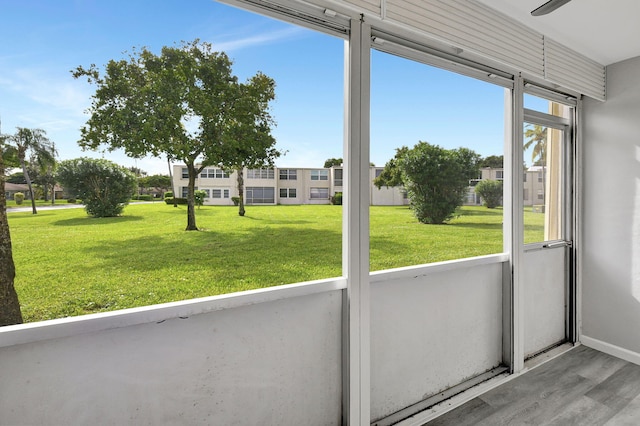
[522,102,574,358]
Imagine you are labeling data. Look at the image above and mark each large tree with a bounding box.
[217,73,281,216]
[73,40,276,230]
[0,130,23,326]
[376,142,480,224]
[8,127,56,214]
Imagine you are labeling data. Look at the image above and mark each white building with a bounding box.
[172,164,408,206]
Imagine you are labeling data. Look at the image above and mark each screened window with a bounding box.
[279,169,297,180]
[247,169,274,179]
[201,168,230,179]
[310,170,328,181]
[180,187,196,198]
[210,189,229,199]
[246,187,275,204]
[181,168,189,179]
[280,188,297,198]
[370,47,506,270]
[334,169,343,186]
[310,187,329,199]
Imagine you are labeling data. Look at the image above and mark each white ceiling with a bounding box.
[476,0,640,66]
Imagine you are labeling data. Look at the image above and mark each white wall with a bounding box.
[0,289,343,425]
[582,55,640,358]
[370,257,504,422]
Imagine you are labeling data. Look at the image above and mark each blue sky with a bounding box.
[1,0,507,175]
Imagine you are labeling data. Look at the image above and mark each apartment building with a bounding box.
[172,164,409,206]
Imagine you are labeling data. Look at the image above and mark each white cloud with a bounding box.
[212,26,305,52]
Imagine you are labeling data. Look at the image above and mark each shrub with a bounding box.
[13,192,24,205]
[56,158,137,217]
[331,192,343,205]
[231,196,240,206]
[164,197,188,205]
[164,191,173,199]
[194,190,207,208]
[67,198,77,204]
[475,179,503,208]
[132,194,153,201]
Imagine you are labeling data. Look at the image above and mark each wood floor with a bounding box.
[425,345,640,426]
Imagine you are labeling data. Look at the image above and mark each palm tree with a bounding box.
[9,128,56,214]
[524,124,548,206]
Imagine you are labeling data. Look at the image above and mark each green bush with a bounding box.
[194,190,207,208]
[164,197,188,205]
[231,196,240,206]
[67,198,77,204]
[132,194,153,201]
[164,191,173,199]
[475,179,503,208]
[13,192,25,205]
[331,192,343,205]
[56,157,137,217]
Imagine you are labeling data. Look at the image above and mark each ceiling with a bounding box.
[476,0,640,66]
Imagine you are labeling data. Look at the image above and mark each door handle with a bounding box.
[543,240,572,249]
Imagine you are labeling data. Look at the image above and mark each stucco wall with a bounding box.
[582,55,640,356]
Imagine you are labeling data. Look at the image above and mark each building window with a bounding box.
[201,168,230,179]
[181,168,189,179]
[523,173,527,182]
[334,169,343,186]
[279,188,297,198]
[181,187,196,198]
[375,168,383,178]
[210,189,230,199]
[310,170,329,181]
[538,172,543,182]
[496,170,503,180]
[247,168,274,179]
[246,187,275,204]
[279,169,297,180]
[537,190,544,200]
[310,187,329,199]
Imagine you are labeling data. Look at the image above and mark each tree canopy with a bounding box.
[323,158,343,168]
[7,128,56,214]
[56,158,137,217]
[479,155,503,169]
[375,142,480,224]
[73,40,278,229]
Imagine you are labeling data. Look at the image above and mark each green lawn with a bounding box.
[7,203,543,322]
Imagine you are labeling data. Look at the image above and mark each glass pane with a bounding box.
[523,123,564,243]
[370,49,506,270]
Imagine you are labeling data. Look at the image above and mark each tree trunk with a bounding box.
[168,158,177,208]
[237,167,245,216]
[21,159,37,215]
[185,163,198,231]
[0,158,23,326]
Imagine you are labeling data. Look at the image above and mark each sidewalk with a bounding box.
[6,203,85,213]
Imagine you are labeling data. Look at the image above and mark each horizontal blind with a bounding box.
[545,38,606,101]
[346,0,381,16]
[384,0,545,77]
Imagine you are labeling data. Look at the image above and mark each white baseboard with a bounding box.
[581,335,640,366]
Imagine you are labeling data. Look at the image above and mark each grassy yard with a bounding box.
[7,203,543,322]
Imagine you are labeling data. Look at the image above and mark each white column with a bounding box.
[343,17,371,426]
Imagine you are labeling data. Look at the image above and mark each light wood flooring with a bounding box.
[425,345,640,426]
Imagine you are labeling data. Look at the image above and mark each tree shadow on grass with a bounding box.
[52,215,144,226]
